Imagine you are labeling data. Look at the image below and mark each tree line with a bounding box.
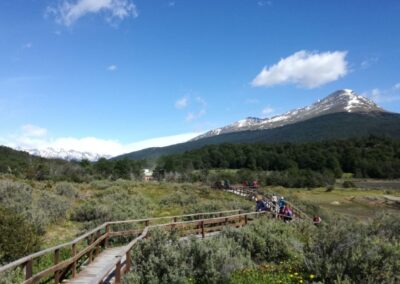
[155,136,400,186]
[0,146,147,182]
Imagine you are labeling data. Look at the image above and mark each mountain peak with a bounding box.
[321,89,382,113]
[191,89,386,141]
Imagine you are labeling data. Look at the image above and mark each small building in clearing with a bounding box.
[143,169,153,181]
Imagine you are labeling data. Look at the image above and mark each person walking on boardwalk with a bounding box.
[313,215,322,226]
[283,204,293,223]
[255,195,267,212]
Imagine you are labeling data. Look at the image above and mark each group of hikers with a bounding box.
[255,194,293,222]
[211,180,322,225]
[255,193,322,225]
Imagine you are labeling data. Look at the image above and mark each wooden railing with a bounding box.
[220,185,312,221]
[0,209,241,284]
[0,186,311,284]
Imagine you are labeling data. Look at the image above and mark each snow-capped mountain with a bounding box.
[192,89,384,141]
[21,148,109,161]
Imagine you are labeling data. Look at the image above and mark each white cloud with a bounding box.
[261,106,274,116]
[107,64,117,71]
[46,0,138,26]
[185,97,206,122]
[21,124,48,137]
[361,57,378,69]
[175,97,188,109]
[364,83,400,104]
[4,125,201,157]
[175,95,207,122]
[252,50,348,89]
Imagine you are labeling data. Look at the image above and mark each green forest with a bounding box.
[155,136,400,187]
[1,136,400,188]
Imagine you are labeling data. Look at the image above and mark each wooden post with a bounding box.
[244,214,248,225]
[145,219,150,227]
[25,259,33,281]
[96,230,101,257]
[115,260,122,284]
[173,216,177,223]
[88,234,94,263]
[105,224,110,248]
[54,249,60,284]
[201,221,205,238]
[72,243,77,278]
[125,250,131,273]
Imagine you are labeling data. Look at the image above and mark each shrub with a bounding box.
[184,236,253,283]
[160,193,198,207]
[127,229,191,283]
[90,179,114,190]
[125,228,252,284]
[71,202,111,222]
[36,191,71,223]
[0,180,33,213]
[342,180,356,188]
[304,217,400,283]
[55,182,79,198]
[325,185,335,192]
[0,267,24,284]
[0,207,41,263]
[222,219,301,264]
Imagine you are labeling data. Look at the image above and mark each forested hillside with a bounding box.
[115,112,400,160]
[155,136,400,187]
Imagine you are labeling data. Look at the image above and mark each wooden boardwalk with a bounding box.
[0,186,311,284]
[65,246,127,284]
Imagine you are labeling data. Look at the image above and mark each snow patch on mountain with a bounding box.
[18,147,109,161]
[192,89,384,141]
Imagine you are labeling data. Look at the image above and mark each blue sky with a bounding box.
[1,0,400,156]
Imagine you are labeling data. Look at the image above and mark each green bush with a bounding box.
[160,193,198,207]
[221,219,301,264]
[0,207,41,263]
[184,236,252,283]
[304,216,400,283]
[0,267,24,284]
[55,182,79,198]
[36,191,71,223]
[71,202,111,222]
[342,180,356,188]
[125,228,252,284]
[127,229,191,283]
[0,180,33,213]
[0,180,71,234]
[72,190,153,227]
[90,179,114,190]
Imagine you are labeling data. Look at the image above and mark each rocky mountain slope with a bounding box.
[192,89,384,141]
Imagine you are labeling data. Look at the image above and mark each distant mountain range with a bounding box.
[114,89,400,160]
[12,89,399,162]
[16,147,108,162]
